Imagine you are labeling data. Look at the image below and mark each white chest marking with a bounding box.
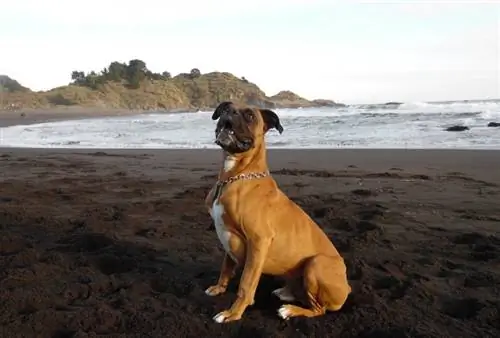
[209,155,237,261]
[224,156,236,172]
[211,199,237,263]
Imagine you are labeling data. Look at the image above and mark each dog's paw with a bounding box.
[277,305,293,320]
[213,310,241,323]
[205,284,226,296]
[272,287,296,302]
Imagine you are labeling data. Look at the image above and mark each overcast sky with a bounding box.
[1,0,498,104]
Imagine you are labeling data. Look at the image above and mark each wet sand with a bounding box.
[0,107,196,128]
[0,148,499,337]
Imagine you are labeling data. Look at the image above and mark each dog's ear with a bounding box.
[212,101,235,120]
[260,109,284,134]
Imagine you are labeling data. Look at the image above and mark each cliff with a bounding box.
[0,60,343,111]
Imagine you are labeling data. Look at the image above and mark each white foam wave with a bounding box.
[1,100,499,149]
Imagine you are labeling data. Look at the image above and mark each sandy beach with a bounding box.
[2,0,498,334]
[0,107,198,128]
[0,107,144,128]
[0,145,499,337]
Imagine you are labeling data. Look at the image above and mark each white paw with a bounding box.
[205,285,225,296]
[213,312,227,323]
[272,287,296,302]
[277,305,291,320]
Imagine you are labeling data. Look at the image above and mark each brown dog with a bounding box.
[204,102,351,323]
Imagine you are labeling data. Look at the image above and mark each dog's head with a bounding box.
[211,101,283,154]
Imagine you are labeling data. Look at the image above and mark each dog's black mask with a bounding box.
[211,101,283,154]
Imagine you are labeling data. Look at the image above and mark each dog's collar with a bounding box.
[213,171,270,201]
[217,171,270,187]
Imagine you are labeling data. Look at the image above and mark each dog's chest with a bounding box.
[210,197,237,262]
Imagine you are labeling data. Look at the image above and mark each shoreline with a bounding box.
[0,105,328,128]
[1,98,499,129]
[0,106,203,128]
[2,106,500,150]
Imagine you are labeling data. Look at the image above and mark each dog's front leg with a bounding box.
[213,238,271,323]
[205,253,237,296]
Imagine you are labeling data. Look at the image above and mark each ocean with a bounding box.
[1,100,500,149]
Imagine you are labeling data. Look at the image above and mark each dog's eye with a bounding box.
[245,111,254,120]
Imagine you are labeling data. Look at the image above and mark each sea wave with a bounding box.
[1,99,499,149]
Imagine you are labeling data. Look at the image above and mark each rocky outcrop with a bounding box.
[445,125,470,132]
[311,99,346,107]
[1,70,343,111]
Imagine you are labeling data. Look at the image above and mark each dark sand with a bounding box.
[1,148,499,337]
[0,107,196,128]
[0,107,146,128]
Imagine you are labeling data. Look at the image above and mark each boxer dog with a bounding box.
[204,101,351,323]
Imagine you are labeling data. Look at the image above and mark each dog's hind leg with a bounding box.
[272,276,304,302]
[272,285,296,302]
[277,254,351,320]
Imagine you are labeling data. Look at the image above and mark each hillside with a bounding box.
[0,60,343,111]
[0,75,31,93]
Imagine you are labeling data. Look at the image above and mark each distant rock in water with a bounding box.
[311,99,346,108]
[383,102,403,106]
[487,122,500,127]
[445,125,470,132]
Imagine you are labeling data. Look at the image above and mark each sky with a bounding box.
[0,0,499,104]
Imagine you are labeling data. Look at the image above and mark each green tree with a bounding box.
[162,71,171,79]
[107,61,127,81]
[126,59,148,88]
[190,68,201,78]
[85,71,100,89]
[128,59,147,72]
[145,70,164,81]
[71,71,86,85]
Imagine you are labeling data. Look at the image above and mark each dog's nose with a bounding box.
[215,138,231,147]
[215,132,230,146]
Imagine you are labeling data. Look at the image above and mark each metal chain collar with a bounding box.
[217,171,270,187]
[212,171,270,202]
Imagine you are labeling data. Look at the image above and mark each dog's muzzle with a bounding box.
[215,128,235,147]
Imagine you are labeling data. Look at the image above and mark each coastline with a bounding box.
[0,106,202,128]
[2,104,500,151]
[0,102,341,129]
